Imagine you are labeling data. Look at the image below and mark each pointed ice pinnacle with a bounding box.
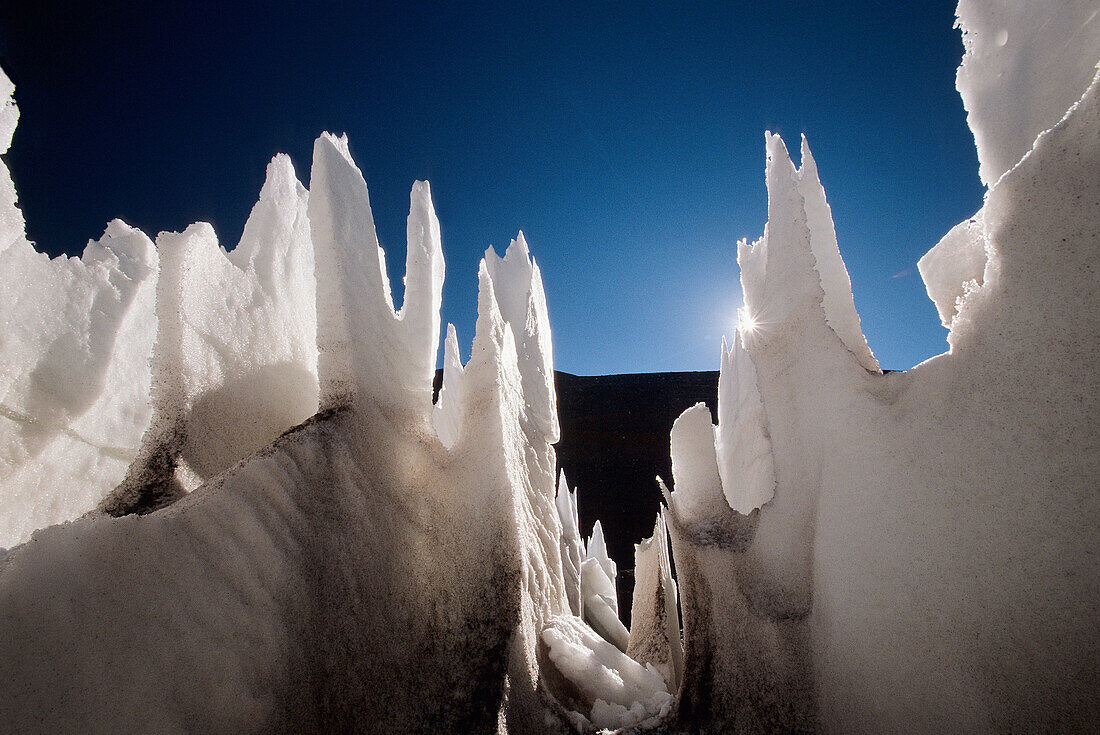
[715,331,776,514]
[796,137,879,373]
[467,258,515,378]
[627,513,683,691]
[308,133,444,413]
[739,133,878,372]
[586,520,615,590]
[582,520,629,651]
[484,232,559,444]
[403,180,446,384]
[433,323,466,450]
[555,471,584,617]
[737,134,819,338]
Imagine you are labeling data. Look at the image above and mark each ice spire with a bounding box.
[456,249,574,725]
[432,323,466,449]
[736,133,820,337]
[627,513,683,690]
[469,238,570,657]
[796,137,879,372]
[484,232,559,444]
[586,520,615,589]
[581,520,629,651]
[738,133,876,372]
[307,133,444,412]
[555,471,584,616]
[715,331,775,514]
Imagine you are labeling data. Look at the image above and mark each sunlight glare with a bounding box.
[738,308,758,333]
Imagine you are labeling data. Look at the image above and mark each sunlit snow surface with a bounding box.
[956,0,1100,186]
[1,1,1099,733]
[0,98,575,730]
[661,5,1100,732]
[0,72,159,545]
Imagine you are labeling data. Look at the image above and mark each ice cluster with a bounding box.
[0,1,1097,733]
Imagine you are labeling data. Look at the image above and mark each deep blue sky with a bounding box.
[0,0,982,374]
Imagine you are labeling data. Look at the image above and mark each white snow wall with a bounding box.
[0,100,576,732]
[0,63,321,544]
[663,4,1100,732]
[0,70,157,548]
[104,154,319,515]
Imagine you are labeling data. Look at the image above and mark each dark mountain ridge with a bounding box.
[437,368,720,623]
[554,370,718,623]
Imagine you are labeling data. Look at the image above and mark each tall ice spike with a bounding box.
[795,137,879,372]
[308,133,443,412]
[715,331,776,514]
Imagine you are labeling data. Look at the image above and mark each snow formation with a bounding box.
[0,68,158,548]
[956,0,1100,186]
[555,471,584,617]
[580,519,630,653]
[1,1,1098,733]
[105,155,318,514]
[714,330,774,514]
[658,3,1100,732]
[0,108,587,730]
[542,614,672,731]
[626,513,682,691]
